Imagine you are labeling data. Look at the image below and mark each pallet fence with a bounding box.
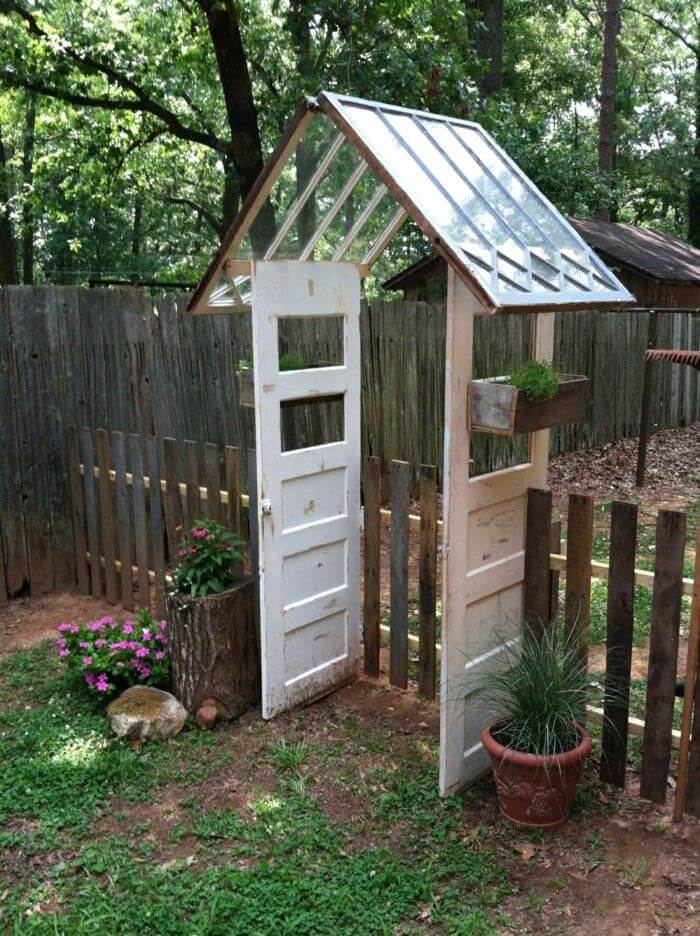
[67,425,249,617]
[360,457,699,818]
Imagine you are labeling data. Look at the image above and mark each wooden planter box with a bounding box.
[165,575,259,718]
[469,375,589,436]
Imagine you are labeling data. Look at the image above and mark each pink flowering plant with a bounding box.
[55,609,169,696]
[170,519,244,597]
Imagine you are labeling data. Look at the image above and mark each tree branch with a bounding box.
[622,5,698,54]
[0,0,231,152]
[165,195,222,235]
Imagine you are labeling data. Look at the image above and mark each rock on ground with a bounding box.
[107,686,187,741]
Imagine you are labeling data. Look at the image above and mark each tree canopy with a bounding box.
[0,0,696,288]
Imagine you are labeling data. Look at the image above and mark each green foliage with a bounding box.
[506,360,559,402]
[169,519,244,598]
[471,624,606,756]
[269,737,311,773]
[279,352,306,371]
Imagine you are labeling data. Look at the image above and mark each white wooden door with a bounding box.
[251,260,362,719]
[439,270,554,796]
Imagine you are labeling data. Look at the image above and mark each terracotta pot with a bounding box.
[481,722,591,830]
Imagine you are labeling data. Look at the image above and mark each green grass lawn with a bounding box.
[0,643,515,935]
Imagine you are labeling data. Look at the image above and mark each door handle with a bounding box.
[261,498,273,516]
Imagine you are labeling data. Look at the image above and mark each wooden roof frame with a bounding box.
[187,92,636,315]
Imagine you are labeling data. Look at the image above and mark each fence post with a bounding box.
[362,455,381,678]
[674,525,700,819]
[548,519,562,623]
[67,425,90,595]
[418,465,437,699]
[184,440,201,530]
[80,427,102,599]
[524,487,553,636]
[600,500,638,787]
[112,431,134,612]
[147,435,167,617]
[96,429,119,604]
[640,509,686,803]
[225,446,241,536]
[564,493,594,672]
[129,434,151,610]
[389,460,410,690]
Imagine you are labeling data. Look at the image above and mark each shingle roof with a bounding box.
[569,219,700,284]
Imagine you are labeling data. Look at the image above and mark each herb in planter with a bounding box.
[56,609,169,696]
[507,360,559,402]
[170,519,244,597]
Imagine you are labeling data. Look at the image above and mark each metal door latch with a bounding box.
[261,498,273,516]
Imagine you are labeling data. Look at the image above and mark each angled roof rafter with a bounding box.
[187,91,635,315]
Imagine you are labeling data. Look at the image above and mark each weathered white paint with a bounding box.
[251,260,362,719]
[439,271,555,796]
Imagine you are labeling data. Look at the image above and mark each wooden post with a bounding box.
[112,431,134,611]
[389,460,410,689]
[184,440,201,530]
[635,310,658,487]
[204,443,222,523]
[524,487,553,636]
[225,446,241,536]
[564,493,594,671]
[673,524,700,820]
[549,519,562,624]
[95,429,119,605]
[67,425,90,595]
[162,437,183,561]
[129,434,151,610]
[640,509,686,803]
[80,427,102,598]
[418,464,437,699]
[600,500,637,787]
[146,435,167,617]
[362,455,381,677]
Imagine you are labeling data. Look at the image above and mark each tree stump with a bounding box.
[165,575,259,721]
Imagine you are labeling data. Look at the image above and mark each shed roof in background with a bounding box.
[568,219,700,284]
[188,92,634,315]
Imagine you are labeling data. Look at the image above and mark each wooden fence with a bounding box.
[66,426,249,617]
[62,430,699,814]
[361,461,699,819]
[1,285,698,600]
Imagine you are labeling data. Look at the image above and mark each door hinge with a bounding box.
[437,542,448,560]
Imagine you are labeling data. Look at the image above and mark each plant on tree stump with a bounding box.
[170,520,244,598]
[166,520,258,727]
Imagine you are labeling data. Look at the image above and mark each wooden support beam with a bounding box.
[635,310,658,487]
[389,460,410,690]
[564,493,594,671]
[524,487,553,635]
[675,525,700,819]
[418,465,438,699]
[362,456,381,678]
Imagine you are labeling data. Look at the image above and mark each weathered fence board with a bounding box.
[600,500,638,787]
[362,456,381,677]
[565,493,594,671]
[418,465,437,700]
[1,286,698,599]
[640,510,687,804]
[389,460,410,690]
[524,488,553,633]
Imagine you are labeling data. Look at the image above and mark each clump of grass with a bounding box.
[279,352,305,371]
[507,360,559,402]
[471,623,608,756]
[269,737,310,772]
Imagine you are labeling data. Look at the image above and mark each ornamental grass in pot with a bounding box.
[476,623,598,831]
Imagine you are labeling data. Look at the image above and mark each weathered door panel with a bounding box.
[251,261,361,719]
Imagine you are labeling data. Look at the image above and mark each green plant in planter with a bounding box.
[507,360,559,402]
[170,519,245,598]
[474,623,604,756]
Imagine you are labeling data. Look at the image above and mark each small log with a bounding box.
[165,575,259,719]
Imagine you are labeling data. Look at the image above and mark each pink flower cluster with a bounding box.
[55,612,169,697]
[192,526,209,539]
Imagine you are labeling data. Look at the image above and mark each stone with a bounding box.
[107,686,187,741]
[195,702,218,730]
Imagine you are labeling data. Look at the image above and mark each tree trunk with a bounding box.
[470,0,504,98]
[196,0,275,248]
[166,575,259,717]
[689,45,700,247]
[21,96,36,285]
[597,0,622,221]
[0,122,18,285]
